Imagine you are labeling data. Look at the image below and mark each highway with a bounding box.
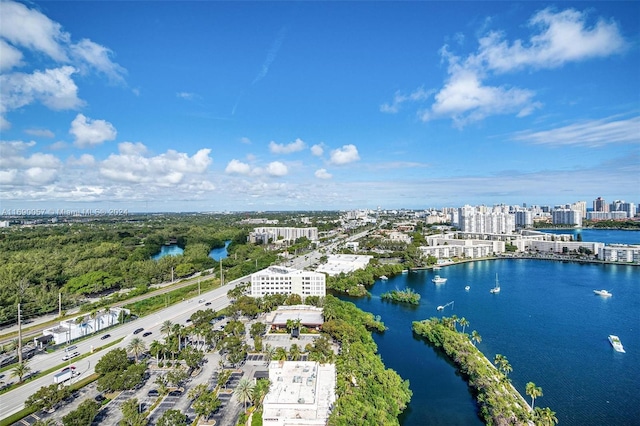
[0,279,240,421]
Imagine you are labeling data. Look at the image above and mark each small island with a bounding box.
[381,288,421,305]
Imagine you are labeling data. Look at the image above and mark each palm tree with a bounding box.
[471,330,482,346]
[526,382,543,410]
[274,347,288,362]
[459,317,469,334]
[263,344,276,366]
[289,344,302,361]
[11,361,31,383]
[127,337,147,363]
[150,341,164,365]
[161,320,173,341]
[33,419,58,426]
[90,310,98,333]
[533,407,558,426]
[75,316,85,336]
[235,377,255,411]
[494,354,512,377]
[451,315,458,331]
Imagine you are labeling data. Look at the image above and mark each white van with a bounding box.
[62,351,80,361]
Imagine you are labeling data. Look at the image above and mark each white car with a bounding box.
[62,351,80,361]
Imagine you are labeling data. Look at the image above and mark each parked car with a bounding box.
[133,328,144,334]
[147,389,159,397]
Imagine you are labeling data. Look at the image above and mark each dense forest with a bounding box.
[0,212,339,327]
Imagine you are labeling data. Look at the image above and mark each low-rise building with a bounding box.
[262,361,336,426]
[250,266,326,299]
[602,245,640,262]
[315,254,372,276]
[42,308,127,345]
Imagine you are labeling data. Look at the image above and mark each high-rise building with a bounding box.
[593,197,608,212]
[552,208,582,227]
[610,200,636,218]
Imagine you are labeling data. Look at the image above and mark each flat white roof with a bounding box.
[315,254,372,276]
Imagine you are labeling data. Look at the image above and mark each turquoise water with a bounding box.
[151,244,184,260]
[341,260,640,425]
[208,240,231,261]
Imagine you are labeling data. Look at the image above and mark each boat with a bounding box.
[437,301,454,311]
[401,270,408,274]
[594,289,612,297]
[608,335,625,353]
[380,275,388,281]
[433,266,442,271]
[432,275,447,284]
[489,274,500,294]
[465,286,470,291]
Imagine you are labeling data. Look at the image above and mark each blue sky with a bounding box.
[1,1,638,213]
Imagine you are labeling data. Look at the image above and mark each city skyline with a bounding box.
[1,1,639,212]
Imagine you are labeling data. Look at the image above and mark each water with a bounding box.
[540,229,640,245]
[151,244,183,260]
[209,240,231,261]
[341,260,640,425]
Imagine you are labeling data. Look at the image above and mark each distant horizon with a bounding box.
[1,1,638,211]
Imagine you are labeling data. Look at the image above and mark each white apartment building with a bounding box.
[458,205,515,234]
[514,210,533,228]
[249,227,319,245]
[609,201,636,218]
[552,209,582,227]
[421,235,505,259]
[250,266,326,299]
[602,245,640,262]
[586,211,628,221]
[513,239,605,257]
[262,361,336,426]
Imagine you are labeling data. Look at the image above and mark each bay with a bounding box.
[341,259,640,425]
[540,229,640,245]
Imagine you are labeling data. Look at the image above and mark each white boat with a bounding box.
[401,270,408,274]
[608,335,625,353]
[433,266,442,271]
[594,289,612,297]
[437,301,454,311]
[465,286,470,291]
[489,274,500,294]
[380,275,388,281]
[432,275,447,284]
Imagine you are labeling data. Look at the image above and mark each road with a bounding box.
[0,279,240,422]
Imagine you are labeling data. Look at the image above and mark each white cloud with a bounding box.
[67,154,96,167]
[476,8,626,73]
[315,168,332,179]
[70,113,117,148]
[239,137,252,145]
[311,144,324,156]
[25,128,55,138]
[49,141,67,150]
[118,141,148,156]
[176,92,196,100]
[0,66,83,112]
[512,115,640,147]
[70,39,126,83]
[269,138,306,154]
[0,139,61,185]
[100,144,212,185]
[380,87,432,114]
[422,68,540,126]
[266,161,288,177]
[0,39,23,71]
[225,159,252,175]
[0,0,70,62]
[329,144,360,165]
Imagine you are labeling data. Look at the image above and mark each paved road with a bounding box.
[0,281,239,421]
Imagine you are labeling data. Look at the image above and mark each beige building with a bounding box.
[250,266,326,299]
[262,361,336,426]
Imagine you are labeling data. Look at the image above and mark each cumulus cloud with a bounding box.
[100,143,212,185]
[25,128,55,138]
[67,154,96,167]
[266,161,288,177]
[269,138,306,154]
[225,159,252,175]
[0,1,126,128]
[311,144,324,156]
[0,66,83,112]
[315,168,332,179]
[0,39,23,71]
[70,113,117,148]
[392,8,626,126]
[0,139,62,185]
[512,115,640,147]
[329,144,360,165]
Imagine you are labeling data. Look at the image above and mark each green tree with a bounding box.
[533,407,558,426]
[25,384,70,412]
[156,409,187,426]
[289,343,302,361]
[11,360,31,383]
[192,391,221,421]
[471,330,482,346]
[235,377,255,411]
[263,344,276,366]
[127,337,147,363]
[96,348,131,375]
[459,317,469,334]
[62,400,100,426]
[120,398,148,426]
[526,382,543,410]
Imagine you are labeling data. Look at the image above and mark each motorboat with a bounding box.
[380,275,388,281]
[608,335,625,353]
[593,289,612,297]
[432,275,447,284]
[489,274,500,294]
[465,286,470,291]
